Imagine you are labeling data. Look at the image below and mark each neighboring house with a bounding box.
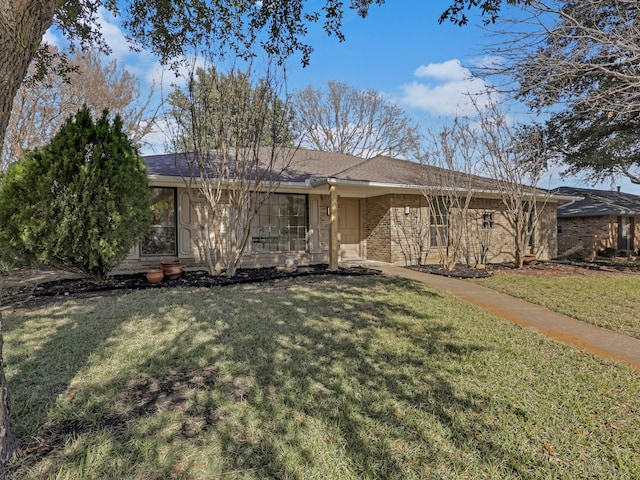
[555,186,640,259]
[117,149,566,272]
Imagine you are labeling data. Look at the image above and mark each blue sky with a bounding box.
[285,2,498,121]
[43,1,640,194]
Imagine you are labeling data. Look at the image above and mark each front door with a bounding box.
[339,198,361,259]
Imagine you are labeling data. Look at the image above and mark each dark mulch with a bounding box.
[1,265,379,310]
[408,259,640,279]
[407,264,494,279]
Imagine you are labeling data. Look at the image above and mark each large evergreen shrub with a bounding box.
[0,107,152,279]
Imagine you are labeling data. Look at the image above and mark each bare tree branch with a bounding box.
[167,59,297,276]
[291,81,424,159]
[482,0,640,184]
[2,46,158,170]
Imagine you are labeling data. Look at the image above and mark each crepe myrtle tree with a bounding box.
[420,119,483,270]
[473,101,551,268]
[167,60,296,277]
[0,106,152,281]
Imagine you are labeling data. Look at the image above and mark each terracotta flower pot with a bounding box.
[146,268,164,284]
[161,259,182,280]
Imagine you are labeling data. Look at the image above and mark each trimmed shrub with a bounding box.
[0,107,152,279]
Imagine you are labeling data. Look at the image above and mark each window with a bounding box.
[429,198,448,248]
[252,194,307,252]
[482,212,495,229]
[526,203,535,248]
[141,187,177,256]
[618,216,635,251]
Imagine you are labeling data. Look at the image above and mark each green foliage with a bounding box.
[438,0,529,25]
[0,107,152,280]
[51,1,387,68]
[546,108,640,184]
[504,1,640,183]
[168,65,294,151]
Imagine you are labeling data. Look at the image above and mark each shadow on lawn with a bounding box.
[4,275,515,478]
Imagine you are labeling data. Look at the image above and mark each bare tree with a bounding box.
[291,81,424,159]
[420,119,483,270]
[391,199,431,266]
[2,46,157,170]
[474,101,550,268]
[168,61,296,276]
[483,0,640,185]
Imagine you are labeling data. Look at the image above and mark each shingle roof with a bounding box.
[143,148,501,191]
[555,186,640,217]
[335,155,499,190]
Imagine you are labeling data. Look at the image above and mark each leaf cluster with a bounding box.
[0,107,152,280]
[488,0,640,183]
[438,0,530,26]
[168,65,294,151]
[52,1,386,68]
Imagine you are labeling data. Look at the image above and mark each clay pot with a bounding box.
[161,259,182,280]
[146,268,164,284]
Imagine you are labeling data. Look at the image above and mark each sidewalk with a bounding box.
[376,265,640,371]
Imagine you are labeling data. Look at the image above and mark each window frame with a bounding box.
[429,197,448,248]
[618,216,635,251]
[251,193,308,253]
[140,187,178,257]
[482,212,495,229]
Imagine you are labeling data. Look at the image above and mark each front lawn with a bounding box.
[477,271,640,340]
[2,275,639,479]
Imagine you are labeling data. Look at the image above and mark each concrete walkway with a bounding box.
[376,265,640,371]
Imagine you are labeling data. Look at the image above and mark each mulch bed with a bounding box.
[408,259,640,279]
[1,265,379,310]
[407,264,494,279]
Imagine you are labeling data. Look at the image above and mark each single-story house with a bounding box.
[117,148,568,272]
[555,186,640,259]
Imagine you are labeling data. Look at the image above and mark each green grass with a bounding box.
[2,275,639,479]
[477,272,640,340]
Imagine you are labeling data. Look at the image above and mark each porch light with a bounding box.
[404,205,410,215]
[327,206,331,216]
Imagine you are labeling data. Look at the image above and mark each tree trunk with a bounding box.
[0,0,59,463]
[0,1,58,159]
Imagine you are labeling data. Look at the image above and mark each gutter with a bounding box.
[149,174,579,203]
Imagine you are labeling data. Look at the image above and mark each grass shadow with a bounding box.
[4,274,631,478]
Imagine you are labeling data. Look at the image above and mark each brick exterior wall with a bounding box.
[557,215,640,259]
[366,195,557,265]
[364,195,392,262]
[115,188,559,273]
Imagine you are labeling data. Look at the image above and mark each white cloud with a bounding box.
[97,7,130,58]
[42,29,60,48]
[401,59,497,117]
[144,56,207,89]
[414,59,468,82]
[138,117,178,155]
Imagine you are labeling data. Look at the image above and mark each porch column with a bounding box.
[329,184,339,270]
